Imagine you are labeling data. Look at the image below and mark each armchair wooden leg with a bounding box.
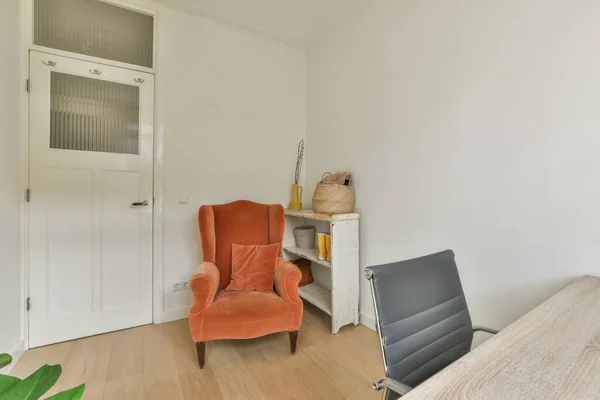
[196,341,206,369]
[289,331,299,354]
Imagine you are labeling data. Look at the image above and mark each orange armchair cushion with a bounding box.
[226,243,280,292]
[201,291,296,341]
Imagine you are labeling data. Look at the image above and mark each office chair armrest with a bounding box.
[189,262,220,316]
[473,325,500,335]
[373,378,413,396]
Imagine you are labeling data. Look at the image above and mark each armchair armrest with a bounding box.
[373,378,413,397]
[274,259,302,304]
[189,262,220,316]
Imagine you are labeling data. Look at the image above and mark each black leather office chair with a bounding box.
[365,250,499,399]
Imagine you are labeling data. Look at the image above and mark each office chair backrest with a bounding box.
[366,250,473,390]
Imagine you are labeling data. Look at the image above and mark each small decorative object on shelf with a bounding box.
[317,233,327,260]
[312,172,355,214]
[291,258,313,287]
[293,226,315,249]
[289,140,304,211]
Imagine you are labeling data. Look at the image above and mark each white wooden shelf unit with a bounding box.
[284,209,360,334]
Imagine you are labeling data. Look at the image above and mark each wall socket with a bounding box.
[173,281,190,292]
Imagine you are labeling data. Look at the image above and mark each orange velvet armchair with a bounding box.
[189,200,303,368]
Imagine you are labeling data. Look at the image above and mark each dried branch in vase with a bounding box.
[294,139,304,184]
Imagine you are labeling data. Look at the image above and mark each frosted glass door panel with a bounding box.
[34,0,154,68]
[50,72,140,155]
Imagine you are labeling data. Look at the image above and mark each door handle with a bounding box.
[131,201,149,207]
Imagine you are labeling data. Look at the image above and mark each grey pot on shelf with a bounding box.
[293,226,316,249]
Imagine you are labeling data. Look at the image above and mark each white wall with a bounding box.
[307,0,600,330]
[0,0,24,354]
[157,7,306,316]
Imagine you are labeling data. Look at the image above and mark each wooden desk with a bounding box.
[402,275,600,400]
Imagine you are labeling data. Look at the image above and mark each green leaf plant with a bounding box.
[0,354,85,400]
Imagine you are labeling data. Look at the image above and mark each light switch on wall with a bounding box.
[179,194,189,204]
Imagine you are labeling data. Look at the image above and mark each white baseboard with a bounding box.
[360,312,376,332]
[159,306,189,323]
[0,340,26,374]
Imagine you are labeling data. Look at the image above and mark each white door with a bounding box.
[28,52,154,347]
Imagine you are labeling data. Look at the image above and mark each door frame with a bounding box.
[19,0,168,350]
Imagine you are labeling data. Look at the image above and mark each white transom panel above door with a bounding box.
[28,51,154,348]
